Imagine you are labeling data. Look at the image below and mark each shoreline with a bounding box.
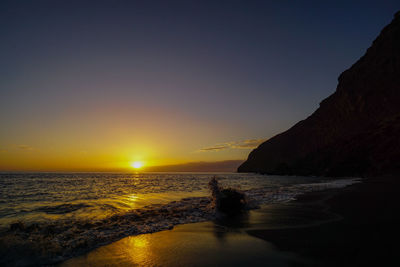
[0,177,362,266]
[59,178,362,266]
[60,196,339,266]
[247,176,400,266]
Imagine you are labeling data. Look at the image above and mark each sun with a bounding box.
[131,161,144,169]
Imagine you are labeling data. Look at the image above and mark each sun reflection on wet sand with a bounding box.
[60,220,300,267]
[122,235,153,266]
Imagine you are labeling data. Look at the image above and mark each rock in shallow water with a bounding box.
[209,177,247,215]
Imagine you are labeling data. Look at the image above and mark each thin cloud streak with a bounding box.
[199,138,266,152]
[200,145,230,151]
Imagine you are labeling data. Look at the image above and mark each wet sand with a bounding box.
[248,176,400,266]
[60,221,296,267]
[60,191,342,266]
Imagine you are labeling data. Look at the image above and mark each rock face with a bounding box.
[238,12,400,177]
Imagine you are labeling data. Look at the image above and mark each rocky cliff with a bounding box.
[238,11,400,177]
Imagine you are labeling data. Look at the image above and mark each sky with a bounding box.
[1,0,400,171]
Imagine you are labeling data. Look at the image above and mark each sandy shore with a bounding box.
[248,176,400,266]
[59,182,358,266]
[56,176,400,266]
[60,220,299,266]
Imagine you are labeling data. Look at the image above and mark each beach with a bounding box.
[59,205,327,267]
[59,176,400,266]
[59,180,360,266]
[1,173,360,266]
[2,174,394,266]
[248,176,400,266]
[60,221,298,267]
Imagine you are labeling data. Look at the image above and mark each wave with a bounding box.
[0,178,360,266]
[33,203,93,215]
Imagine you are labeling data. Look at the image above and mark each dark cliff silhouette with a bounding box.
[238,11,400,177]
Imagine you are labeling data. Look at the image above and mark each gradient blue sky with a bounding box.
[1,0,399,170]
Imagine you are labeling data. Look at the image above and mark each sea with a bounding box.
[0,172,360,265]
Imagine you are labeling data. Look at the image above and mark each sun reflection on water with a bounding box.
[128,194,138,201]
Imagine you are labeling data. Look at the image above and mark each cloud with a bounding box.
[199,145,230,151]
[17,145,34,150]
[230,139,266,149]
[199,138,266,152]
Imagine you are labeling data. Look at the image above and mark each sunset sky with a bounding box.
[1,0,399,171]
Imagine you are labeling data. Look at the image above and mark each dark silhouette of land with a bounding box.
[240,11,400,266]
[239,11,400,177]
[145,160,244,172]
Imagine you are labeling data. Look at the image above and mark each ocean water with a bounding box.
[0,172,359,265]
